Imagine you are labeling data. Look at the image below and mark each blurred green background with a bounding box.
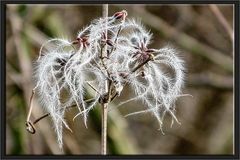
[6,4,234,155]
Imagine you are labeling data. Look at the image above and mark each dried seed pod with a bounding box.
[113,10,128,20]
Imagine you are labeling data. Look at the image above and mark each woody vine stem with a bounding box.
[101,4,109,155]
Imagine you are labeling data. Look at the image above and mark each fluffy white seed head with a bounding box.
[34,10,186,148]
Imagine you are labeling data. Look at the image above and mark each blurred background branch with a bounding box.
[188,72,233,90]
[209,4,233,43]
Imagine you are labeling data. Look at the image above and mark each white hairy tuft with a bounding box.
[34,10,186,148]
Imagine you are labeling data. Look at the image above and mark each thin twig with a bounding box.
[26,88,36,122]
[33,113,50,125]
[25,85,38,134]
[25,98,96,134]
[101,4,109,155]
[86,81,101,94]
[130,54,154,74]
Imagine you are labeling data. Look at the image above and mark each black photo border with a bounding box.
[1,0,239,159]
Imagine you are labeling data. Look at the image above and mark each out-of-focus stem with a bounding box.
[209,4,233,43]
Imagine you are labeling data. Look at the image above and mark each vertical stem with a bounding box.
[26,89,35,122]
[101,4,109,155]
[101,103,108,155]
[102,4,108,22]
